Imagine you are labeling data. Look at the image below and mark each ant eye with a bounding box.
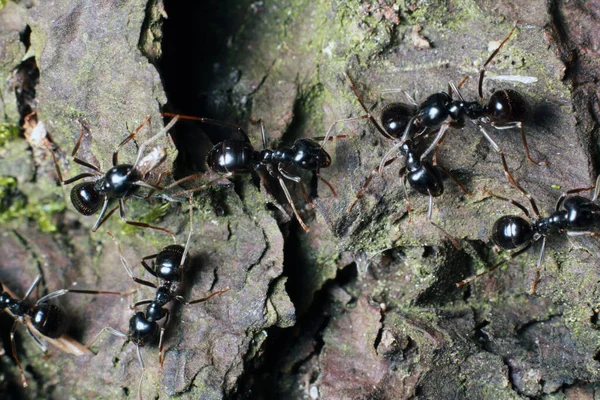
[71,182,103,215]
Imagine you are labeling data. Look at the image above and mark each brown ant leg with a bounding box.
[277,175,309,232]
[456,241,532,288]
[113,116,151,166]
[478,22,518,100]
[347,156,399,212]
[489,121,547,166]
[117,199,177,241]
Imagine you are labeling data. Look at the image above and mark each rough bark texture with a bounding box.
[1,0,600,399]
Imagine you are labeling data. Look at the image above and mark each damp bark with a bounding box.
[1,0,600,399]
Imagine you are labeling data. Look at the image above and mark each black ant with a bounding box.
[48,116,181,238]
[161,113,339,232]
[87,199,230,398]
[340,73,468,219]
[376,23,546,174]
[457,175,600,294]
[0,275,128,387]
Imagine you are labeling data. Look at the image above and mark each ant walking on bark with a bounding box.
[48,116,182,239]
[457,175,600,294]
[0,275,128,387]
[378,23,546,173]
[161,113,340,232]
[87,198,229,398]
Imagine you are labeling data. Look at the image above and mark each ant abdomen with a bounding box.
[487,89,528,123]
[492,215,534,249]
[71,182,104,216]
[380,103,417,138]
[207,140,255,174]
[155,245,187,281]
[29,303,67,338]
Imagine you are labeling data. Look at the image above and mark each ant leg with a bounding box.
[434,163,472,195]
[348,157,399,212]
[474,121,541,217]
[490,121,547,166]
[419,120,451,161]
[318,115,368,147]
[164,172,234,199]
[248,117,268,150]
[379,140,407,174]
[118,199,177,241]
[277,175,310,232]
[530,236,547,295]
[478,22,518,100]
[47,144,99,186]
[132,116,179,170]
[22,275,42,301]
[426,190,434,220]
[180,195,194,270]
[113,116,151,166]
[343,72,398,141]
[91,197,113,232]
[85,327,128,354]
[593,174,600,202]
[185,287,231,305]
[400,168,412,222]
[316,173,338,198]
[107,232,160,288]
[566,231,600,237]
[278,164,301,183]
[25,325,48,353]
[158,311,170,368]
[10,320,28,387]
[429,221,461,250]
[456,240,532,288]
[486,192,531,219]
[161,112,252,142]
[36,287,132,304]
[70,126,103,173]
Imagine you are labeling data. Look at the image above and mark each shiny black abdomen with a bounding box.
[380,103,416,138]
[207,140,255,174]
[492,215,535,249]
[71,182,103,215]
[30,304,67,338]
[155,245,187,282]
[407,161,444,197]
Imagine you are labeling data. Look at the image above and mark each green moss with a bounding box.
[0,176,65,232]
[0,123,20,147]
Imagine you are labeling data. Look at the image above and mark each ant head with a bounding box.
[129,311,159,345]
[380,103,416,138]
[417,92,451,127]
[292,139,331,170]
[492,215,534,250]
[70,182,104,215]
[487,89,528,123]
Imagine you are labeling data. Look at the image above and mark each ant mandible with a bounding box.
[87,199,230,398]
[0,275,128,387]
[377,23,546,174]
[161,113,339,232]
[457,174,600,294]
[49,116,181,239]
